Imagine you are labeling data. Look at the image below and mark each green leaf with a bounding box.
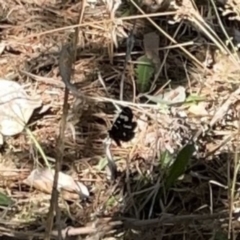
[165,143,195,190]
[0,191,13,206]
[159,150,173,169]
[121,9,131,16]
[106,196,117,207]
[185,94,206,106]
[96,157,108,171]
[214,231,228,240]
[135,55,155,93]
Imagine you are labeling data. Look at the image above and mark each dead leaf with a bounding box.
[143,32,160,69]
[0,79,42,139]
[210,87,240,126]
[144,86,186,105]
[23,169,89,200]
[188,102,208,116]
[38,104,51,114]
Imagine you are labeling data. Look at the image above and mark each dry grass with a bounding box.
[1,0,240,239]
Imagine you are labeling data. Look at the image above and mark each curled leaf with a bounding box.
[144,86,186,105]
[23,169,89,200]
[0,79,42,138]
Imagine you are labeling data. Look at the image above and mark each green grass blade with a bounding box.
[135,55,155,93]
[0,191,13,206]
[165,143,195,190]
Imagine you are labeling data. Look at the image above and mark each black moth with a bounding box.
[108,107,137,146]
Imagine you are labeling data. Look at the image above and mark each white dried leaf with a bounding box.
[144,86,186,105]
[23,168,89,199]
[38,104,51,114]
[188,102,208,116]
[0,79,42,136]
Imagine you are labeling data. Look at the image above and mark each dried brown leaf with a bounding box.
[143,32,160,69]
[210,87,240,126]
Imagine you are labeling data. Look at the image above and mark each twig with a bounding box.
[44,1,86,238]
[59,44,83,98]
[1,212,237,240]
[228,110,240,238]
[129,0,205,69]
[44,55,70,240]
[51,219,122,239]
[19,12,177,41]
[119,21,136,101]
[104,137,117,181]
[119,211,236,228]
[44,46,72,240]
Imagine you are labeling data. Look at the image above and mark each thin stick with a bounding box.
[44,1,86,239]
[119,21,136,101]
[17,12,177,41]
[129,0,205,69]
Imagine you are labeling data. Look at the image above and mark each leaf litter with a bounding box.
[1,0,240,239]
[0,79,42,144]
[23,168,89,200]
